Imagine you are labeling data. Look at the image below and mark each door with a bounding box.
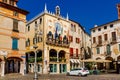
[60,64,66,73]
[49,64,57,73]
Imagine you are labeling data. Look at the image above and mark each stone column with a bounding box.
[43,48,47,74]
[1,61,5,76]
[57,52,59,62]
[57,64,60,74]
[20,62,25,75]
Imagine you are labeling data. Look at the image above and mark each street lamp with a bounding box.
[33,43,38,80]
[33,24,39,80]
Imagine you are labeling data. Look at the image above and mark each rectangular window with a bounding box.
[98,28,101,31]
[119,44,120,51]
[71,24,74,31]
[40,18,42,24]
[76,38,80,43]
[69,36,73,42]
[13,19,19,32]
[98,35,102,44]
[93,37,96,43]
[33,37,37,44]
[28,26,30,31]
[104,34,108,41]
[13,11,18,17]
[92,30,95,33]
[70,48,73,57]
[76,49,78,57]
[96,48,100,54]
[106,45,111,54]
[110,24,113,28]
[104,26,107,29]
[74,25,76,32]
[9,0,14,6]
[12,38,18,50]
[111,32,116,41]
[2,0,7,3]
[78,29,80,34]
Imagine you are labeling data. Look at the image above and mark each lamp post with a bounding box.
[33,24,38,80]
[33,44,38,80]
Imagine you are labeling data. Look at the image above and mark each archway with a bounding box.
[49,49,57,62]
[58,50,66,62]
[105,57,114,70]
[5,57,23,73]
[96,57,103,70]
[58,50,66,73]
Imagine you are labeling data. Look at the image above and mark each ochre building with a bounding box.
[0,0,28,76]
[26,5,91,74]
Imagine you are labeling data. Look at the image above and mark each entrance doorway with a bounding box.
[49,64,57,73]
[59,64,66,73]
[5,57,22,73]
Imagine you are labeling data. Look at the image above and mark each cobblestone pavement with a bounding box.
[0,73,120,80]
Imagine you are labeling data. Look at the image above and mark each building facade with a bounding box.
[26,5,70,74]
[26,5,91,74]
[69,21,91,69]
[0,0,28,76]
[91,20,120,70]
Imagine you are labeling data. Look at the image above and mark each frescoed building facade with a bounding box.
[26,5,70,74]
[0,0,28,76]
[26,5,91,74]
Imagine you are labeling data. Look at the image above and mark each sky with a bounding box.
[17,0,120,33]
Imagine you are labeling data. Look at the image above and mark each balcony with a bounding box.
[46,38,69,48]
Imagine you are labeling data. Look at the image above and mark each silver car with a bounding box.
[66,68,89,76]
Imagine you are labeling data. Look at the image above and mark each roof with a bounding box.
[90,19,120,30]
[0,2,29,15]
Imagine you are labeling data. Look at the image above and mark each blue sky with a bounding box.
[17,0,120,33]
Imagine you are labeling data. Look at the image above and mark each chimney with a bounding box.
[117,4,120,19]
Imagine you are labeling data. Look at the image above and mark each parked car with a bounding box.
[66,68,89,76]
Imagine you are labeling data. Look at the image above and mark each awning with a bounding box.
[77,60,81,64]
[70,59,74,63]
[70,59,81,64]
[80,59,112,63]
[74,59,78,63]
